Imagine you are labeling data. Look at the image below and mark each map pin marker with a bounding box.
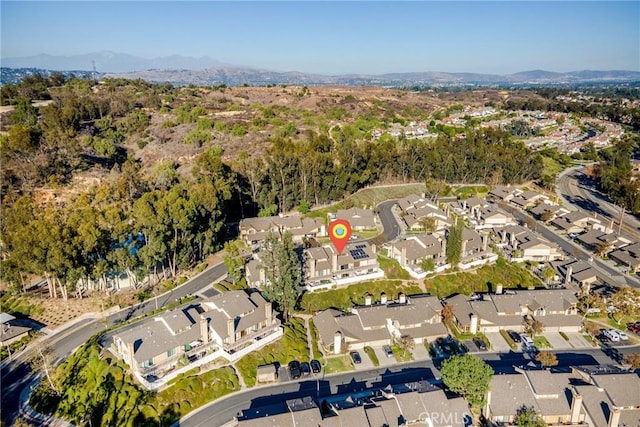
[328,219,352,254]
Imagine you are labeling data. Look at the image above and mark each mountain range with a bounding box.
[2,51,639,87]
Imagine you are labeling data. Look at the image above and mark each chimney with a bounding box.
[461,238,467,257]
[126,341,136,370]
[332,249,338,272]
[399,293,407,304]
[482,233,488,251]
[227,318,235,344]
[334,331,342,354]
[265,301,272,325]
[365,294,372,306]
[510,231,516,245]
[401,247,407,266]
[496,284,503,295]
[440,237,447,258]
[565,266,573,285]
[200,317,210,344]
[608,408,620,427]
[380,292,388,305]
[470,314,479,334]
[570,390,583,424]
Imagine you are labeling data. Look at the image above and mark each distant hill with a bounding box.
[2,51,639,87]
[1,51,226,73]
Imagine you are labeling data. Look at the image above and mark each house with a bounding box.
[609,242,640,273]
[510,190,548,210]
[486,366,640,427]
[0,313,31,346]
[304,241,383,288]
[458,228,497,269]
[449,197,487,219]
[550,211,603,235]
[471,205,517,230]
[388,234,447,277]
[497,225,563,262]
[331,207,377,231]
[239,215,325,245]
[113,290,282,379]
[530,203,570,222]
[238,396,322,427]
[397,195,452,231]
[552,259,600,289]
[576,230,632,255]
[313,294,447,354]
[446,288,581,334]
[488,186,520,202]
[245,258,265,288]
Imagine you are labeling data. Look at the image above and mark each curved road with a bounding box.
[179,345,639,427]
[0,262,227,425]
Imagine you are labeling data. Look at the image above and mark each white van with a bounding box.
[604,329,620,342]
[520,334,534,347]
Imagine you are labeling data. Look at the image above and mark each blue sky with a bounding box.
[1,1,639,75]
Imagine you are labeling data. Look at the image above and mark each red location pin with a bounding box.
[328,219,352,254]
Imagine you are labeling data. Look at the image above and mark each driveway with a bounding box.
[374,347,396,367]
[544,332,571,349]
[411,342,431,361]
[565,332,594,349]
[485,332,512,352]
[355,350,375,371]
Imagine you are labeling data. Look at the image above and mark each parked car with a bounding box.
[350,351,362,364]
[603,329,620,342]
[627,322,640,334]
[520,334,534,348]
[508,330,521,343]
[473,338,488,351]
[288,360,301,379]
[383,345,394,358]
[310,359,321,374]
[617,331,629,341]
[300,361,311,376]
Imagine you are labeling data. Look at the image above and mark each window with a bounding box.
[167,347,177,357]
[140,359,154,368]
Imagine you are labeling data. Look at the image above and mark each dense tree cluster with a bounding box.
[1,75,545,297]
[593,134,640,213]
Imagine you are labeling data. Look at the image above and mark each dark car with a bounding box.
[473,338,488,351]
[508,330,521,343]
[310,359,321,374]
[300,361,311,376]
[288,360,301,379]
[350,351,362,364]
[383,345,394,358]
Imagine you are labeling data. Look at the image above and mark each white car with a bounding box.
[618,331,629,341]
[604,329,620,342]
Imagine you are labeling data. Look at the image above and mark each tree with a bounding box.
[418,217,437,234]
[446,220,463,266]
[396,335,415,358]
[535,351,558,367]
[440,354,493,407]
[624,353,640,369]
[223,241,244,286]
[260,232,302,323]
[421,257,436,273]
[594,240,613,257]
[609,286,640,324]
[523,317,545,338]
[541,265,555,285]
[29,344,61,395]
[577,293,606,319]
[441,303,455,327]
[514,405,546,427]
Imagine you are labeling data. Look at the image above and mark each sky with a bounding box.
[1,1,639,75]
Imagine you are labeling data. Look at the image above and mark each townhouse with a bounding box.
[239,215,325,246]
[313,293,447,354]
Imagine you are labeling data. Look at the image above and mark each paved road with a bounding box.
[377,200,401,241]
[179,345,634,427]
[0,262,227,425]
[499,202,640,289]
[558,166,640,241]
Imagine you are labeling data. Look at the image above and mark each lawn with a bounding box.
[324,354,354,374]
[364,346,379,366]
[235,317,309,387]
[391,344,414,362]
[533,336,552,349]
[299,280,422,313]
[424,260,543,299]
[378,255,411,280]
[454,185,490,199]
